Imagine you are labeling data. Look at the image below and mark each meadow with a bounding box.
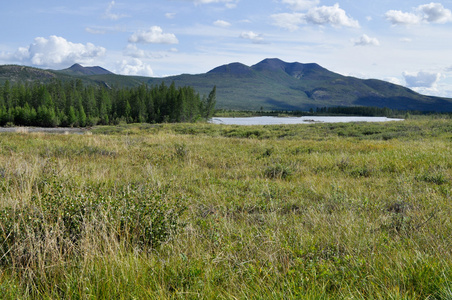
[0,118,451,299]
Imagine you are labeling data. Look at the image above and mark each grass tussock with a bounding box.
[0,118,451,299]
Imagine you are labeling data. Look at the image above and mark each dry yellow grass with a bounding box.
[0,120,451,299]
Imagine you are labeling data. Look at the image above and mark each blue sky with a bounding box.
[1,0,452,97]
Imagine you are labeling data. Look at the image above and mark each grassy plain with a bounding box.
[0,118,451,299]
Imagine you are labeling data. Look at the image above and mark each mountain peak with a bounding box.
[250,58,337,80]
[207,62,253,76]
[251,58,287,72]
[61,64,114,76]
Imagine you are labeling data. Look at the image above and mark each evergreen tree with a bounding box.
[67,106,77,126]
[78,104,87,127]
[202,86,216,120]
[124,100,132,123]
[3,80,11,109]
[0,80,216,127]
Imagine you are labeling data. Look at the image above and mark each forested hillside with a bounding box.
[2,59,452,112]
[0,79,216,127]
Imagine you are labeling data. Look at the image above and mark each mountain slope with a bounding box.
[58,63,114,76]
[1,59,452,112]
[0,65,57,82]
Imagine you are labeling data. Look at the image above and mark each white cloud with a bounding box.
[180,0,238,7]
[85,27,106,35]
[165,12,176,19]
[271,13,305,31]
[225,3,237,9]
[385,10,421,25]
[1,35,106,68]
[353,34,380,46]
[240,31,265,44]
[15,47,31,61]
[271,4,359,30]
[385,2,452,25]
[417,3,452,23]
[214,20,231,27]
[129,26,179,44]
[124,44,166,59]
[304,4,360,28]
[403,71,442,88]
[280,0,319,11]
[103,1,127,20]
[117,58,154,76]
[124,44,147,58]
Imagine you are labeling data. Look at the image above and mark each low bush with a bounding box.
[0,177,186,269]
[264,164,292,179]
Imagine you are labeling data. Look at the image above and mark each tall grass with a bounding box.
[0,119,451,299]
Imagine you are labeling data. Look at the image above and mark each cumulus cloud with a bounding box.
[239,31,265,44]
[385,11,422,25]
[118,58,154,76]
[272,4,359,30]
[353,34,380,46]
[385,2,452,25]
[403,71,442,88]
[103,1,127,20]
[214,20,231,27]
[280,0,319,11]
[1,35,106,68]
[124,44,147,58]
[418,2,452,23]
[304,4,360,27]
[129,26,179,44]
[123,44,165,59]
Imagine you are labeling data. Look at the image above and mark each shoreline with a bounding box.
[0,126,88,134]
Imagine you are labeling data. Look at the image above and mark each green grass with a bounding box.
[1,118,452,299]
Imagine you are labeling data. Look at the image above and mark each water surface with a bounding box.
[0,127,87,134]
[210,116,404,125]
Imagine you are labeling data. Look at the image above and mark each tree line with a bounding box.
[312,106,401,117]
[0,79,216,127]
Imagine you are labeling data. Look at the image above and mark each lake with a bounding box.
[210,116,404,125]
[0,127,87,134]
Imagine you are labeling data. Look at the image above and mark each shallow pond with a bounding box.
[210,116,404,125]
[0,127,87,134]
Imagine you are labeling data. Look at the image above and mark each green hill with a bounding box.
[1,59,452,112]
[59,64,114,76]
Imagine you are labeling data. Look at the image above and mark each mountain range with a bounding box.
[1,58,452,112]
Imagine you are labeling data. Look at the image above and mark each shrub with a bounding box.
[174,143,189,160]
[416,171,448,185]
[0,178,186,268]
[264,164,292,179]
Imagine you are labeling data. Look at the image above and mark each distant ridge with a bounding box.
[0,65,56,82]
[208,62,254,76]
[59,63,114,76]
[1,59,452,112]
[251,58,335,80]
